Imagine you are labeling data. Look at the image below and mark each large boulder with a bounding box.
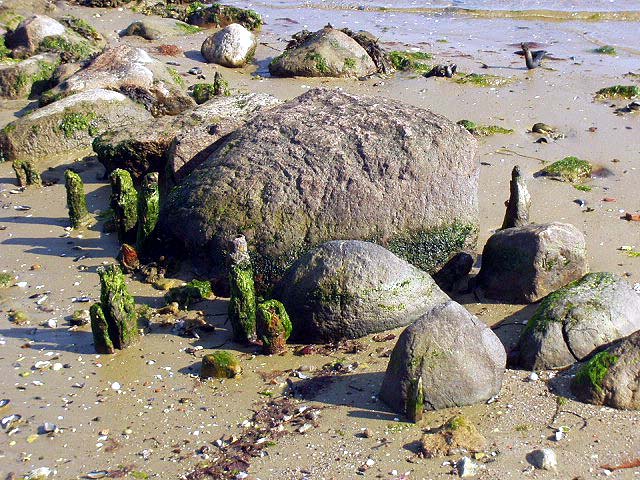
[0,53,59,99]
[0,88,151,185]
[273,240,450,343]
[162,88,478,286]
[475,222,587,303]
[517,272,640,370]
[201,23,256,67]
[40,44,194,116]
[380,301,506,415]
[120,18,198,40]
[269,26,377,78]
[93,92,281,185]
[572,330,640,410]
[5,15,65,55]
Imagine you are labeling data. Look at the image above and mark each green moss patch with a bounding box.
[175,22,201,35]
[165,279,213,308]
[60,16,101,41]
[58,112,98,138]
[167,66,185,88]
[596,85,640,99]
[187,4,263,31]
[0,272,14,288]
[455,73,514,88]
[538,156,592,183]
[593,45,616,55]
[38,35,94,62]
[457,119,513,136]
[305,52,329,74]
[389,50,432,74]
[200,350,242,379]
[575,351,618,393]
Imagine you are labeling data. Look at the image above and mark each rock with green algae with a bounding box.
[475,222,587,304]
[454,73,514,87]
[200,351,242,379]
[593,45,617,55]
[538,156,592,183]
[186,4,263,31]
[110,168,138,243]
[274,240,449,343]
[0,272,14,288]
[379,301,506,416]
[457,119,513,136]
[90,265,139,354]
[572,331,640,410]
[256,299,292,354]
[191,72,230,104]
[228,235,257,343]
[420,415,487,457]
[64,169,89,228]
[596,85,639,99]
[517,272,640,370]
[9,310,29,324]
[0,89,151,186]
[136,172,160,250]
[0,53,59,99]
[121,18,200,40]
[162,88,478,288]
[389,50,432,74]
[165,279,213,308]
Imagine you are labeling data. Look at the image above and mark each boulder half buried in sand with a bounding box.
[162,88,479,288]
[201,23,256,67]
[475,222,587,304]
[379,301,506,419]
[274,240,449,343]
[517,272,640,370]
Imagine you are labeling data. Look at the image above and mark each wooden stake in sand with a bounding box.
[501,165,531,229]
[64,170,89,229]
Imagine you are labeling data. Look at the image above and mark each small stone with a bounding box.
[52,363,63,371]
[528,448,557,470]
[200,351,242,379]
[70,309,90,326]
[457,456,481,477]
[528,372,539,382]
[363,428,373,438]
[111,382,121,390]
[45,319,57,328]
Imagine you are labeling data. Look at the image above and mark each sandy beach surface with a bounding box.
[1,0,640,478]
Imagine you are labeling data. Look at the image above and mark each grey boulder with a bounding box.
[518,272,640,370]
[269,26,377,78]
[273,240,450,343]
[572,330,640,410]
[201,23,257,67]
[475,222,587,303]
[162,88,478,287]
[120,18,197,40]
[5,15,65,55]
[0,53,59,99]
[380,301,506,415]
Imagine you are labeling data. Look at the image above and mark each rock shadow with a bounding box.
[0,326,95,354]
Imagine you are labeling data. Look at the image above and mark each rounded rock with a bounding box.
[201,23,257,67]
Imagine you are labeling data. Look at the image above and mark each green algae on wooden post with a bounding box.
[64,170,89,228]
[406,375,424,423]
[228,234,257,343]
[12,158,41,187]
[89,265,139,353]
[136,172,160,250]
[110,168,138,242]
[256,299,292,354]
[200,351,242,379]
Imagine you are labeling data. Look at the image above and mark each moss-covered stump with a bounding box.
[420,415,487,458]
[186,4,262,31]
[39,44,194,116]
[269,26,378,78]
[256,299,291,354]
[0,89,151,185]
[228,235,257,343]
[64,169,89,228]
[517,272,640,370]
[191,73,230,104]
[379,301,506,417]
[475,222,587,304]
[595,85,640,99]
[537,156,592,183]
[161,88,478,288]
[165,279,213,308]
[200,351,242,379]
[501,165,530,229]
[90,265,139,353]
[274,240,449,343]
[0,53,59,99]
[571,333,640,410]
[136,172,160,250]
[110,169,138,243]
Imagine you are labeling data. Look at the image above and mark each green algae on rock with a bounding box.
[574,351,618,394]
[90,265,139,354]
[538,156,592,183]
[187,4,262,31]
[200,351,242,379]
[389,50,432,74]
[593,45,617,55]
[64,170,89,228]
[191,72,230,104]
[110,169,139,243]
[457,119,513,136]
[165,279,213,308]
[454,73,514,87]
[420,415,486,457]
[256,299,292,354]
[228,235,257,344]
[0,53,60,99]
[37,35,95,62]
[596,85,639,99]
[0,272,14,288]
[136,172,160,250]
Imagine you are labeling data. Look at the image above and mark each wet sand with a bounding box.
[1,1,640,479]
